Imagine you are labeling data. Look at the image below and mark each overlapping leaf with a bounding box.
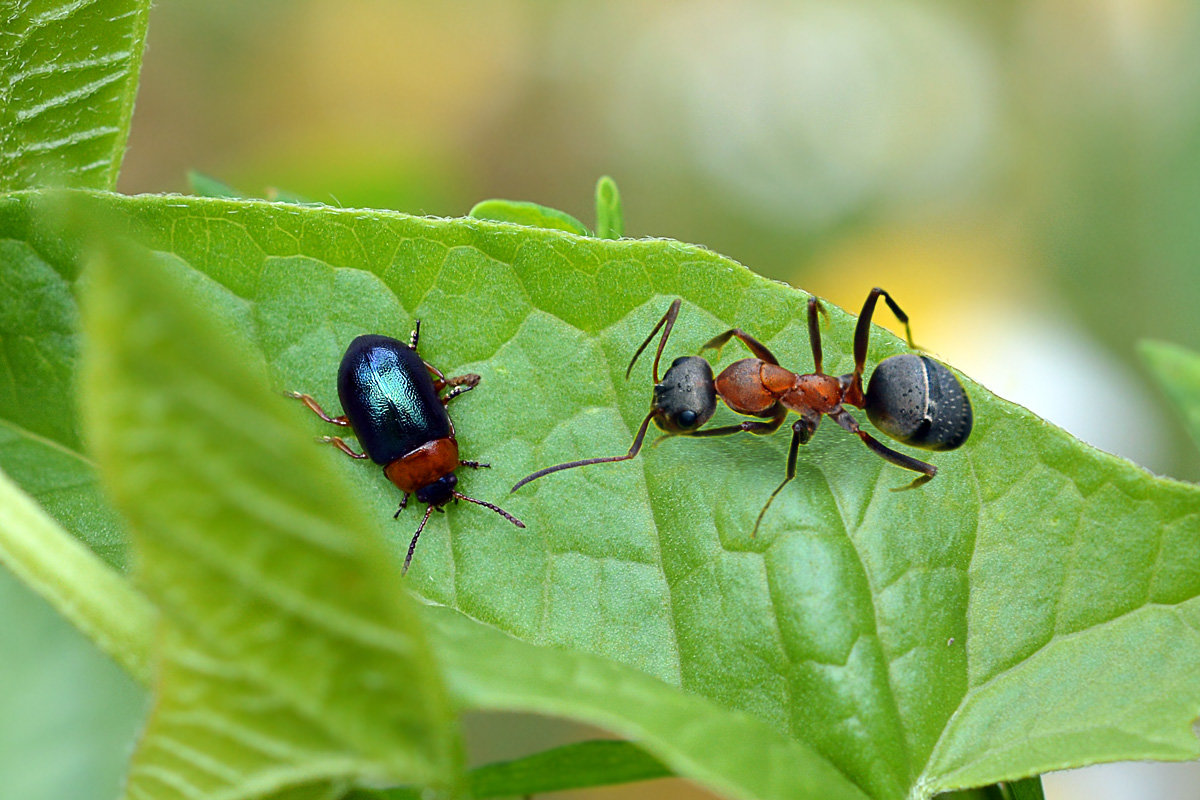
[1140,340,1200,451]
[0,210,127,564]
[0,0,150,190]
[79,230,463,798]
[0,465,152,681]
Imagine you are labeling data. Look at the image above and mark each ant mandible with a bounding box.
[511,289,973,534]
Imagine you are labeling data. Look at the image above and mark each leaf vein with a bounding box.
[13,69,127,122]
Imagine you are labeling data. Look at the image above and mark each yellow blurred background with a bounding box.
[8,2,1200,799]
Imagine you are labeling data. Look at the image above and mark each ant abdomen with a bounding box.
[864,353,973,451]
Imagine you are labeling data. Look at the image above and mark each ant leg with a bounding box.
[852,288,918,389]
[458,460,491,469]
[752,413,819,536]
[689,407,786,437]
[286,392,350,426]
[830,409,936,478]
[512,410,657,492]
[700,328,779,366]
[627,299,681,382]
[807,297,830,374]
[319,436,368,459]
[408,319,422,351]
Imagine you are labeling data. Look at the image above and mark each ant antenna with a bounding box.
[626,299,681,381]
[451,491,525,529]
[511,410,657,492]
[403,505,435,574]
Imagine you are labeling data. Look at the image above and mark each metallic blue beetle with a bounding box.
[289,321,523,572]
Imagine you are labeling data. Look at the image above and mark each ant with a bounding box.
[511,289,972,533]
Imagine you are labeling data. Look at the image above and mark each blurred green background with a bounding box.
[119,0,1200,483]
[6,1,1200,798]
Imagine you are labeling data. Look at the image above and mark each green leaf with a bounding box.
[422,605,869,800]
[126,627,393,800]
[1001,777,1046,800]
[1139,339,1200,451]
[594,175,624,239]
[0,0,151,190]
[188,170,243,199]
[360,737,708,799]
[360,607,867,800]
[455,739,669,797]
[0,464,155,682]
[186,172,317,206]
[0,207,127,564]
[79,229,464,796]
[4,188,1200,800]
[468,197,591,235]
[971,778,1045,800]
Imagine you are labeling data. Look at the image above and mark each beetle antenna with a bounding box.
[451,492,525,528]
[511,410,656,492]
[402,505,435,574]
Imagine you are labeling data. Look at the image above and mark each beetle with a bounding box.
[511,289,972,533]
[289,320,523,572]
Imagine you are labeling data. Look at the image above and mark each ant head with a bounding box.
[653,356,718,434]
[864,354,972,451]
[415,472,458,506]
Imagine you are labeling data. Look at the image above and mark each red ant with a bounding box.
[511,289,973,533]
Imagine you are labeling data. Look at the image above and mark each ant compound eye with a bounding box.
[677,410,698,428]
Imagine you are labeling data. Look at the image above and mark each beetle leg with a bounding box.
[830,408,936,477]
[286,392,350,426]
[318,436,368,459]
[424,360,447,383]
[436,372,481,403]
[752,412,819,536]
[700,328,780,366]
[627,299,681,382]
[426,362,479,396]
[393,493,410,519]
[458,460,491,469]
[408,319,422,351]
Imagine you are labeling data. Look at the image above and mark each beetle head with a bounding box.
[416,472,458,506]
